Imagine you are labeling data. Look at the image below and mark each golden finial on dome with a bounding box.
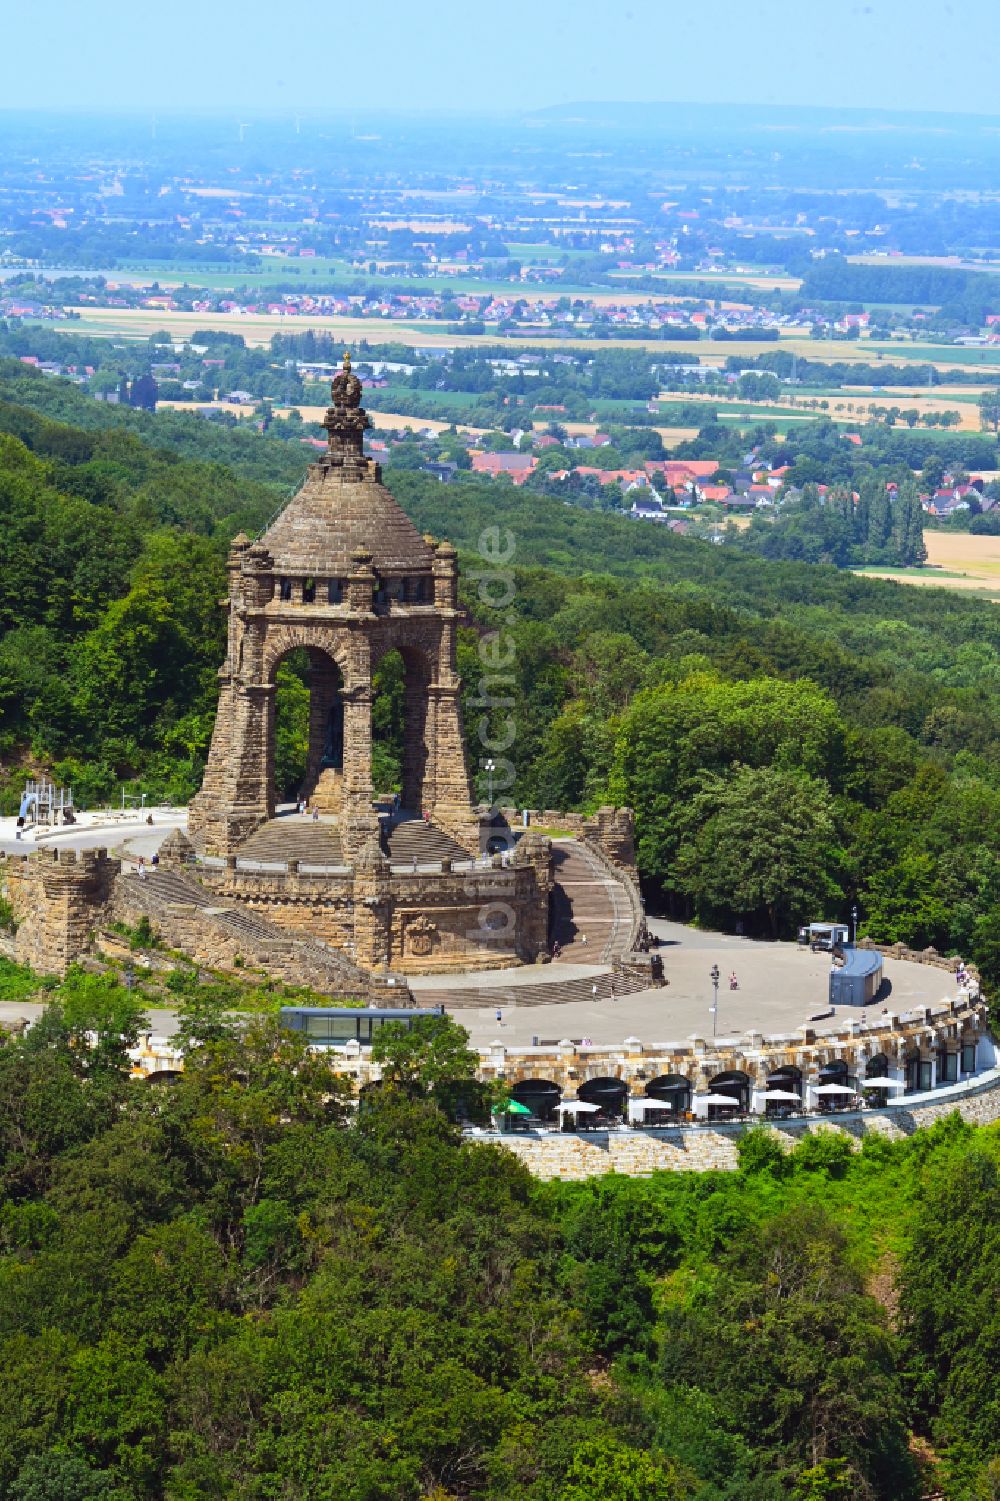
[342,349,351,374]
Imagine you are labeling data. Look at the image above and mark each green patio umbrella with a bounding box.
[492,1099,532,1115]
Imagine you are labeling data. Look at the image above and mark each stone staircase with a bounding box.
[418,967,649,1010]
[237,817,344,866]
[113,868,401,1000]
[550,841,634,963]
[385,816,469,867]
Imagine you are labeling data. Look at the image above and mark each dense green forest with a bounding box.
[799,258,997,325]
[0,995,998,1500]
[3,362,1000,977]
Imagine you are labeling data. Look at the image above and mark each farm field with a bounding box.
[857,532,1000,599]
[657,387,986,432]
[21,258,759,309]
[610,268,803,292]
[160,399,703,449]
[43,306,1000,387]
[161,400,486,437]
[847,253,1000,273]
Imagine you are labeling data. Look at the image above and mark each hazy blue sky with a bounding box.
[5,0,997,115]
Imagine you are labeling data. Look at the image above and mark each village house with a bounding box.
[470,451,537,484]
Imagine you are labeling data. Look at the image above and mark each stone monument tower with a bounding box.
[189,354,477,860]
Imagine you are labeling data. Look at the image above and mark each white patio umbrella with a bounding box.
[557,1099,601,1114]
[862,1076,904,1089]
[630,1098,678,1118]
[811,1082,857,1095]
[698,1093,742,1107]
[764,1089,802,1102]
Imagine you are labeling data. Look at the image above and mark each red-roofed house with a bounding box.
[569,466,647,487]
[471,452,537,484]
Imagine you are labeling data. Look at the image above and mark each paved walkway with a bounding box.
[0,809,186,859]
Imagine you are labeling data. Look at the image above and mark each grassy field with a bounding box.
[848,254,1000,274]
[657,387,986,432]
[610,268,803,292]
[72,258,746,308]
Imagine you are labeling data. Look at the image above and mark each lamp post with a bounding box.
[851,904,858,945]
[710,963,720,1038]
[484,758,496,807]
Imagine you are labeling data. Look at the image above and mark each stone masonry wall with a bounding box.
[494,1069,1000,1180]
[4,848,120,977]
[500,805,638,877]
[109,877,381,1000]
[193,858,550,972]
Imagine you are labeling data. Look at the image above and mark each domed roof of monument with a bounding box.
[261,464,435,574]
[259,354,435,574]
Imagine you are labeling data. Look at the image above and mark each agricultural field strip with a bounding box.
[53,307,1000,377]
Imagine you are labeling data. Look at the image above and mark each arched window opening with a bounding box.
[577,1075,628,1120]
[765,1064,802,1117]
[511,1078,561,1122]
[273,646,344,808]
[372,648,431,811]
[708,1070,750,1116]
[644,1074,692,1118]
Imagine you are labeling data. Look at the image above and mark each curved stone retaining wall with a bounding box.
[490,1067,1000,1180]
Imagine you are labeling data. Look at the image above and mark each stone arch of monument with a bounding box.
[370,641,435,812]
[268,641,347,812]
[188,354,477,861]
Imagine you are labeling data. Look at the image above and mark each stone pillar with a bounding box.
[351,837,392,970]
[426,684,477,849]
[421,544,476,847]
[347,548,375,614]
[402,658,430,812]
[190,679,275,852]
[189,544,276,853]
[513,832,553,960]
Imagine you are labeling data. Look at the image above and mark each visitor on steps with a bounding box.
[137,857,146,880]
[495,1007,502,1027]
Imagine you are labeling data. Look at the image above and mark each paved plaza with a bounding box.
[445,917,961,1049]
[0,817,961,1049]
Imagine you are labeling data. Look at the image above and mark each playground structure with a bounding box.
[17,778,75,832]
